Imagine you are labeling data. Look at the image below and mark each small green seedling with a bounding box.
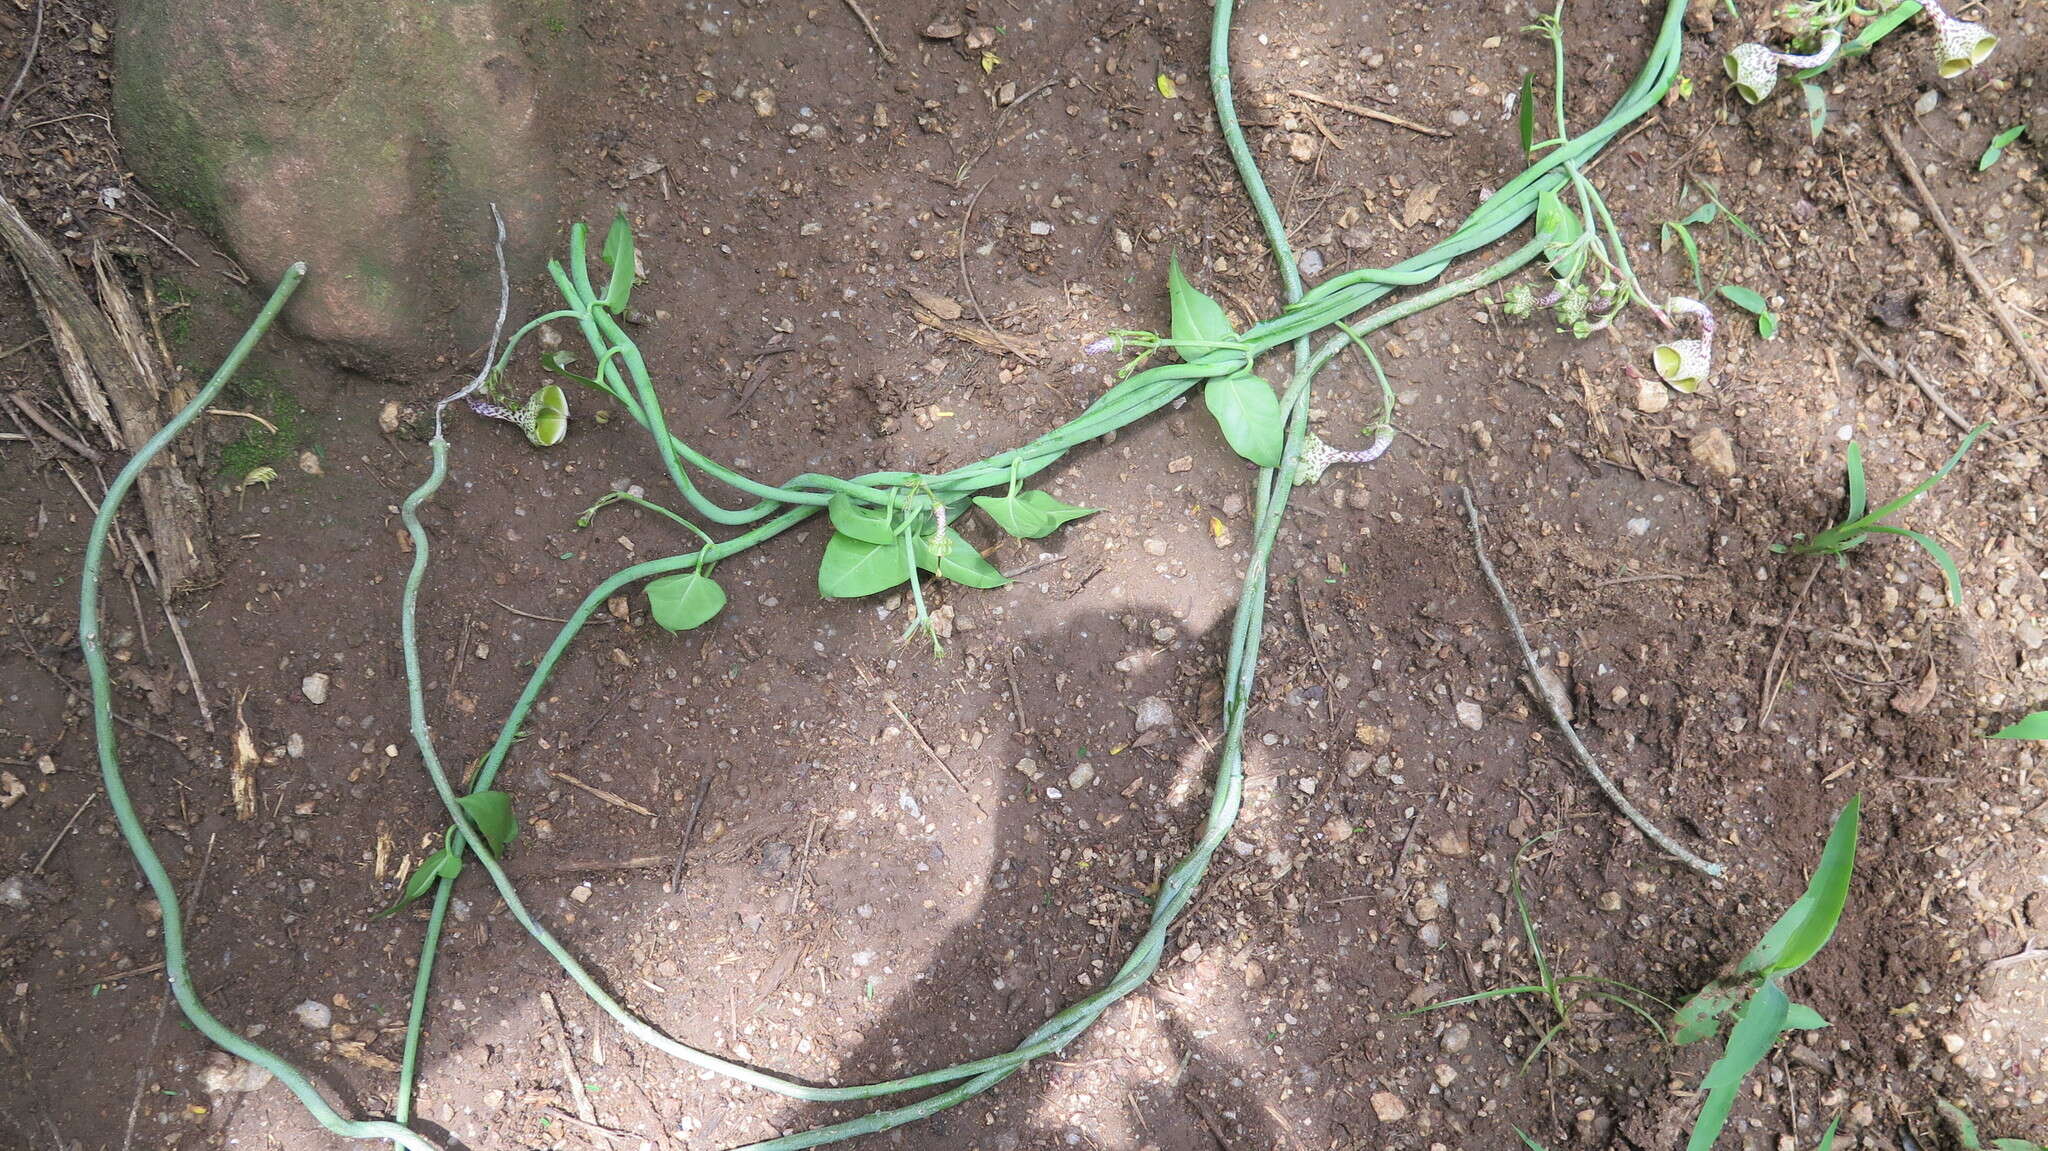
[1777,424,1986,606]
[1661,202,1718,294]
[375,790,519,918]
[1406,835,1671,1071]
[1978,124,2027,171]
[1987,712,2048,740]
[1168,256,1282,467]
[1717,284,1779,339]
[1936,1099,2047,1151]
[1674,797,1858,1151]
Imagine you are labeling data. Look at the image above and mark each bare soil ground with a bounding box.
[2,1,2046,1150]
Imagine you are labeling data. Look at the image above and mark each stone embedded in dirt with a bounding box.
[1431,827,1471,857]
[0,875,31,910]
[293,999,332,1029]
[1142,537,1168,557]
[1690,427,1739,478]
[922,17,964,39]
[1011,757,1042,782]
[1370,1091,1409,1122]
[301,672,331,705]
[115,1,556,373]
[1242,958,1268,988]
[1067,763,1095,788]
[1440,1022,1471,1053]
[752,88,778,118]
[199,1052,275,1095]
[1134,697,1174,733]
[1635,375,1670,413]
[1455,700,1484,730]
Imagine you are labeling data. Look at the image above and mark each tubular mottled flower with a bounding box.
[1652,296,1716,393]
[1296,426,1397,484]
[1722,29,1840,104]
[1919,0,1996,76]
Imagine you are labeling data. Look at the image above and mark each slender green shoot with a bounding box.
[1777,424,1987,606]
[1405,835,1670,1072]
[1674,797,1860,1151]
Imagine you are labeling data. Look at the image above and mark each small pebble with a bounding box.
[1371,1091,1409,1122]
[1141,538,1168,557]
[293,1000,332,1029]
[1134,697,1174,733]
[1455,701,1484,730]
[1441,1022,1472,1053]
[1067,763,1096,788]
[301,672,331,705]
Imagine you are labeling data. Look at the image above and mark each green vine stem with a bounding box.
[378,0,1694,1145]
[81,264,444,1151]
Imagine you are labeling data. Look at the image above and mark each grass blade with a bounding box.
[1688,981,1791,1151]
[1844,442,1866,523]
[1738,795,1860,979]
[1864,525,1962,606]
[1988,711,2048,740]
[1861,422,1986,525]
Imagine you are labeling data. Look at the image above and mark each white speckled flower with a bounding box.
[1652,297,1717,394]
[1724,42,1783,104]
[1921,0,1996,77]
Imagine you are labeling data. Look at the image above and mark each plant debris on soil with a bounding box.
[2,1,2045,1150]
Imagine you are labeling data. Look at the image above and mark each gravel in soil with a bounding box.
[1,1,2045,1150]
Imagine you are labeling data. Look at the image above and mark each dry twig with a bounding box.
[1459,487,1726,878]
[1881,123,2048,397]
[1287,88,1448,138]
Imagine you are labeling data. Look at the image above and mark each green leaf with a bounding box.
[827,492,900,545]
[1756,311,1779,340]
[456,791,518,858]
[1815,1114,1843,1151]
[373,846,463,919]
[1801,82,1828,142]
[1687,981,1791,1151]
[1736,796,1860,979]
[1844,442,1867,523]
[1515,1129,1552,1151]
[913,528,1011,589]
[1517,72,1536,157]
[1679,202,1719,227]
[645,572,726,632]
[1991,1141,2048,1151]
[817,532,914,598]
[601,212,635,314]
[1979,124,2027,170]
[1717,284,1770,315]
[1860,422,1986,527]
[1866,525,1963,606]
[1799,0,1920,73]
[1535,187,1585,276]
[1988,711,2048,740]
[975,489,1098,539]
[1663,221,1703,294]
[1167,253,1237,360]
[1202,371,1284,468]
[539,350,603,388]
[1673,979,1749,1045]
[1783,1002,1830,1030]
[1940,1099,1988,1151]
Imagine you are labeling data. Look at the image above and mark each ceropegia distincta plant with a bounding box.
[1726,0,1997,129]
[1775,422,1986,607]
[1674,797,1860,1151]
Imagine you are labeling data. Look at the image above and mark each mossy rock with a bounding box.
[114,0,564,375]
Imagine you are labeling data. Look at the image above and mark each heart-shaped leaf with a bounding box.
[1202,371,1284,468]
[645,572,726,632]
[601,212,635,314]
[1168,253,1237,361]
[827,493,904,545]
[456,790,519,858]
[913,529,1010,588]
[975,489,1097,539]
[1535,187,1585,277]
[817,532,913,598]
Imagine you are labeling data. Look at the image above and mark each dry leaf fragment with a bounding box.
[0,771,23,809]
[231,699,260,820]
[1402,183,1441,227]
[907,287,963,321]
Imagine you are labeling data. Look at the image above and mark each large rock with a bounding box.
[113,0,561,373]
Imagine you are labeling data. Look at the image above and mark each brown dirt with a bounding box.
[3,1,2045,1150]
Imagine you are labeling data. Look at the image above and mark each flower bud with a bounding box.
[1653,339,1711,393]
